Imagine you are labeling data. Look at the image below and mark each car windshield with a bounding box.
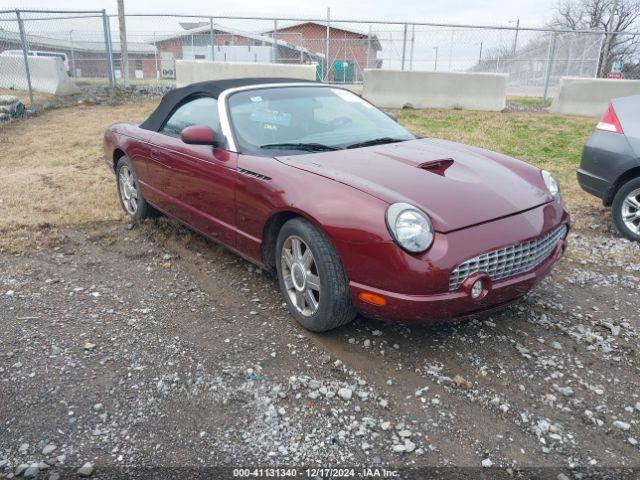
[227,86,415,155]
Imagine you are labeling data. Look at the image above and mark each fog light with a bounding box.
[471,279,483,299]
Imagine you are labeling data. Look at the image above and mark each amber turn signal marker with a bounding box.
[358,292,387,307]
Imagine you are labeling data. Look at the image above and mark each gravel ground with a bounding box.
[1,209,640,478]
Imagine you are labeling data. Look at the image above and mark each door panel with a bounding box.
[147,132,238,247]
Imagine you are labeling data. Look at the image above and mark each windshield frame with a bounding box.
[218,83,413,155]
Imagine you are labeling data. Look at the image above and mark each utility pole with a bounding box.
[117,0,129,87]
[433,46,438,71]
[478,42,483,64]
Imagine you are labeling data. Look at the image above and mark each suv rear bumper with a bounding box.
[579,130,638,204]
[577,168,610,200]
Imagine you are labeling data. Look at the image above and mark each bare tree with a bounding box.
[552,0,640,76]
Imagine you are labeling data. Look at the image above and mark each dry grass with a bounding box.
[0,100,157,251]
[0,102,604,252]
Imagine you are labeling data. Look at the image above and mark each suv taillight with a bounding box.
[597,102,624,134]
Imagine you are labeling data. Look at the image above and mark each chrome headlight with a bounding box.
[541,170,561,201]
[386,203,434,253]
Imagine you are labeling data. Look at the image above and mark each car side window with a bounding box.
[161,97,220,137]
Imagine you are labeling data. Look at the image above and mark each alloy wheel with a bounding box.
[281,235,321,316]
[118,165,138,215]
[622,188,640,235]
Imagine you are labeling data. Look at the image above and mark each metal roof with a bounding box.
[153,23,325,58]
[265,20,370,36]
[262,21,382,50]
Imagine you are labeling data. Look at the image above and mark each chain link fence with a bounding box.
[0,9,115,121]
[1,9,639,121]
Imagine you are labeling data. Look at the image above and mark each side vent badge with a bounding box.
[237,168,272,182]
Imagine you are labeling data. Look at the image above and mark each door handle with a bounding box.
[150,149,161,160]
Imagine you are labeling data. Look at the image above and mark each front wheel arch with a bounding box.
[261,209,331,275]
[275,216,356,331]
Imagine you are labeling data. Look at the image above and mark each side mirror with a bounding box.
[181,125,223,147]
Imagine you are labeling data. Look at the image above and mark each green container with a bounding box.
[332,59,355,83]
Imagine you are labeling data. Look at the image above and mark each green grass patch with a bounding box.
[507,96,553,107]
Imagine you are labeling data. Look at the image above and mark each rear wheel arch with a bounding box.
[115,155,153,221]
[606,165,640,206]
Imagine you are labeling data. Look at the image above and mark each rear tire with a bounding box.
[276,218,356,332]
[115,156,155,221]
[612,177,640,243]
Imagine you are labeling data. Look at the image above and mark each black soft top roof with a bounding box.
[139,77,317,131]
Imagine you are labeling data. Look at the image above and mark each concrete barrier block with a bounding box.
[176,60,316,87]
[0,56,80,96]
[362,70,507,111]
[550,77,640,117]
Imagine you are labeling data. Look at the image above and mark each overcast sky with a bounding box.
[4,0,558,27]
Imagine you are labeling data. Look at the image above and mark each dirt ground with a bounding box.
[1,102,639,478]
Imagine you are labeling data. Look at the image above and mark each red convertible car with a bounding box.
[104,78,569,332]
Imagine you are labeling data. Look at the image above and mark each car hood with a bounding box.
[276,138,552,232]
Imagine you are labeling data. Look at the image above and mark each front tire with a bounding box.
[116,156,154,221]
[612,177,640,242]
[276,218,356,332]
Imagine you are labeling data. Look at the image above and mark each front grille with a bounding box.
[448,224,567,291]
